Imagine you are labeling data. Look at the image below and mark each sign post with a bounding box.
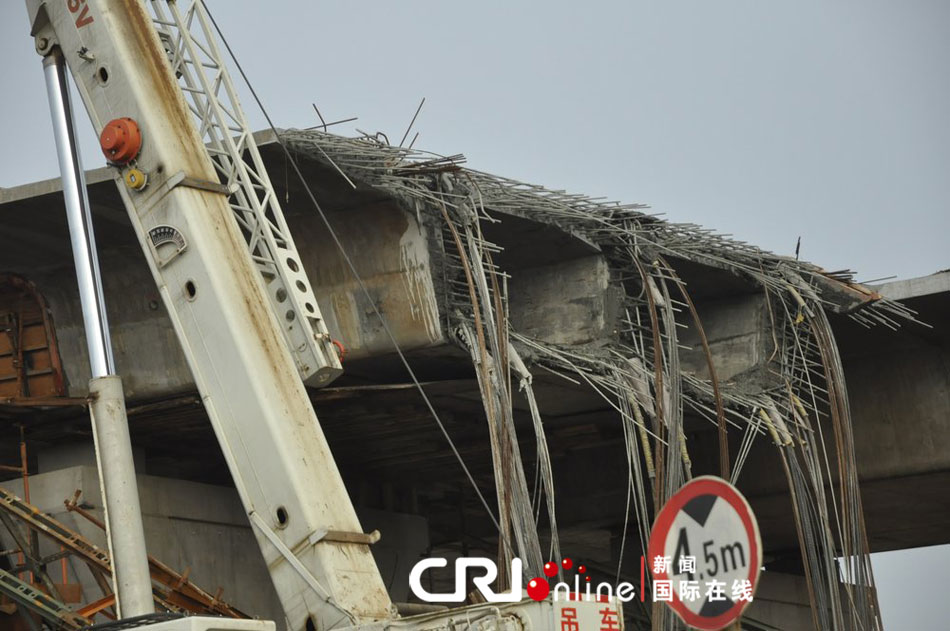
[647,476,761,630]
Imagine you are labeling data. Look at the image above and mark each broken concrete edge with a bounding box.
[276,127,909,326]
[0,125,906,322]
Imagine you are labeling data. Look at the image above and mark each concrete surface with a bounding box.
[1,132,947,629]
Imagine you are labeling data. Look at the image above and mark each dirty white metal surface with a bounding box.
[43,45,154,617]
[352,596,624,631]
[27,1,392,629]
[88,375,154,617]
[132,617,275,631]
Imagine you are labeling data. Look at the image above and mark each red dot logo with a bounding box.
[577,564,587,574]
[526,577,550,601]
[561,558,573,570]
[543,562,558,577]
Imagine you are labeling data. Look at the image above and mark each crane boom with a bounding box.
[25,3,624,631]
[26,2,390,630]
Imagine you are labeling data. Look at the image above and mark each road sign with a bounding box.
[647,476,761,630]
[554,596,623,631]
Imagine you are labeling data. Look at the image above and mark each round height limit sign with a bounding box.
[647,476,762,630]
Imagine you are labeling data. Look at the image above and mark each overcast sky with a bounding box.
[1,0,946,627]
[3,0,948,283]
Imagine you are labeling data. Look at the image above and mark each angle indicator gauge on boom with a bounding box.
[148,224,187,268]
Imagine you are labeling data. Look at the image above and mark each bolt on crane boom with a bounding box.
[25,2,623,631]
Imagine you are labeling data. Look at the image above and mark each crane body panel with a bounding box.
[24,3,623,631]
[27,2,391,629]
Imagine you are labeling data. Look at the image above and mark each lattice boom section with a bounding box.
[147,0,341,386]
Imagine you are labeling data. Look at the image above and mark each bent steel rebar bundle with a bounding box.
[282,127,916,630]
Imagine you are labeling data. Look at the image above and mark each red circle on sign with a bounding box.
[647,476,761,631]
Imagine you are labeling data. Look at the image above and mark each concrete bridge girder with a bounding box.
[0,132,946,564]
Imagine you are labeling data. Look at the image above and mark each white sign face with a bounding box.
[647,476,761,631]
[554,596,623,631]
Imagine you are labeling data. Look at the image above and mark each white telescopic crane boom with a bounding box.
[25,4,624,631]
[26,2,391,630]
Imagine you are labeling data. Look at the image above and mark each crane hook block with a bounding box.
[100,117,142,164]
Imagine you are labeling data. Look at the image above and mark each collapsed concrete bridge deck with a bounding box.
[0,129,945,629]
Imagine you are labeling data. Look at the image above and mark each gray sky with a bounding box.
[3,0,948,282]
[1,0,946,626]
